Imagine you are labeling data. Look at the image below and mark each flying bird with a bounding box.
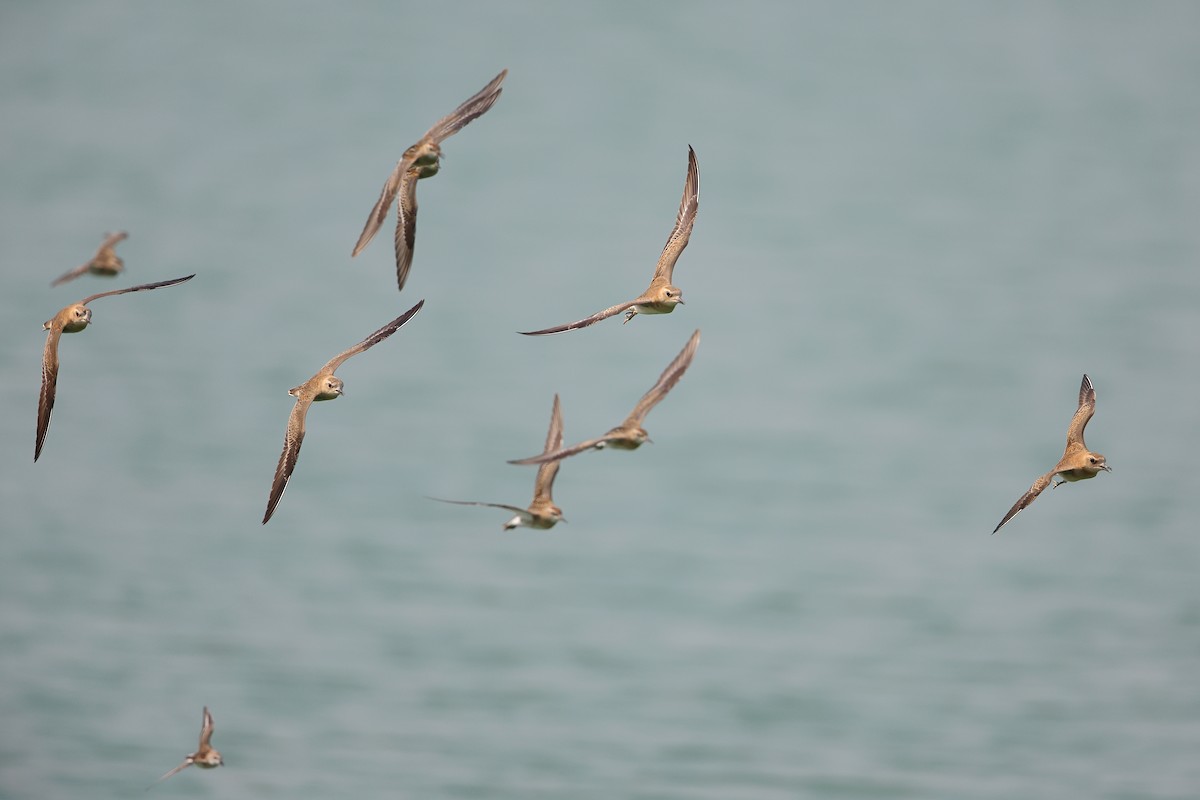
[262,300,424,524]
[35,274,195,461]
[431,394,567,529]
[149,706,223,788]
[509,329,699,465]
[352,69,507,291]
[519,146,698,335]
[51,231,129,286]
[993,374,1112,534]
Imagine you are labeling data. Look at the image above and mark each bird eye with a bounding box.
[1089,457,1097,464]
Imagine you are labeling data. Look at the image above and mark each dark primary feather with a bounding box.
[79,273,195,305]
[652,145,700,284]
[392,173,420,290]
[429,497,531,518]
[35,328,63,461]
[517,299,642,336]
[992,471,1055,534]
[320,299,424,374]
[263,405,307,525]
[1065,373,1096,451]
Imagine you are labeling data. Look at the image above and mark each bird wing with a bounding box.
[199,707,214,750]
[517,298,643,336]
[262,397,311,525]
[992,470,1056,534]
[651,145,699,284]
[50,262,91,287]
[393,168,419,291]
[79,274,195,305]
[532,394,564,504]
[422,68,508,145]
[99,231,129,251]
[429,497,532,520]
[319,300,424,375]
[623,328,700,426]
[35,326,64,461]
[508,435,612,466]
[150,758,194,787]
[352,158,409,258]
[53,232,130,286]
[1065,373,1096,454]
[350,70,505,261]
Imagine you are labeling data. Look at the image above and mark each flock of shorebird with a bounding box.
[32,68,1110,784]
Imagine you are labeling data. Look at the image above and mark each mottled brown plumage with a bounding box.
[149,706,223,788]
[352,70,507,291]
[509,329,700,465]
[35,274,195,462]
[51,231,129,286]
[519,146,698,335]
[993,374,1112,534]
[262,300,424,524]
[432,394,567,529]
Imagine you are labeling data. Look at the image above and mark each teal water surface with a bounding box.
[1,3,1199,798]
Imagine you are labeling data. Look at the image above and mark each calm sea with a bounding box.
[1,2,1198,798]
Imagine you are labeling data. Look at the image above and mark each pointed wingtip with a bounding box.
[1079,373,1095,404]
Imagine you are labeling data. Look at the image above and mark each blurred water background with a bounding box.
[1,2,1198,798]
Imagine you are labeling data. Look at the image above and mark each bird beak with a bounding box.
[677,299,685,305]
[1103,464,1112,472]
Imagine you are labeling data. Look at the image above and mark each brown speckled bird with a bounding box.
[509,329,699,465]
[35,274,195,461]
[519,146,698,335]
[993,374,1111,534]
[262,300,424,524]
[150,706,223,788]
[432,394,567,529]
[50,231,130,286]
[352,70,507,291]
